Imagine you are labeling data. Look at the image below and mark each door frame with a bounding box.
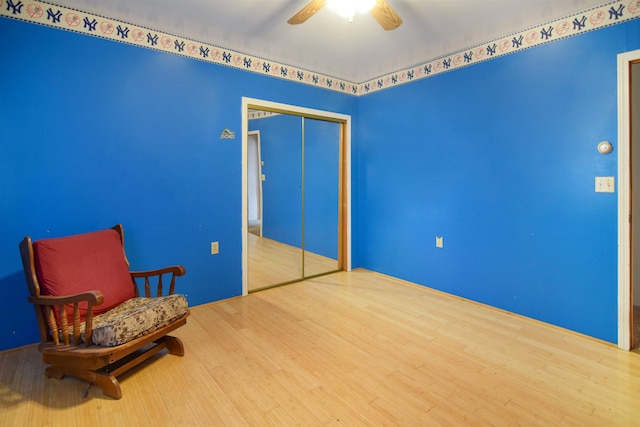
[241,97,352,296]
[617,48,640,350]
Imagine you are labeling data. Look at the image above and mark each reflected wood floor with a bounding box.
[248,232,338,292]
[2,269,640,426]
[634,305,640,350]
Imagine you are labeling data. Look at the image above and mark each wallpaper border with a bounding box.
[1,0,639,96]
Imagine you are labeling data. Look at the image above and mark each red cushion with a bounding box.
[33,229,136,325]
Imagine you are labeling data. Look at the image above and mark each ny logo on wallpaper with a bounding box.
[5,0,23,14]
[573,16,588,30]
[147,33,158,46]
[83,17,98,32]
[117,25,129,39]
[609,4,625,19]
[46,8,61,23]
[512,35,524,48]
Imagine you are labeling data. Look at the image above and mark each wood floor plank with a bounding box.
[248,233,338,291]
[2,269,640,425]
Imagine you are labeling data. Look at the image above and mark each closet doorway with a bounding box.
[241,98,351,295]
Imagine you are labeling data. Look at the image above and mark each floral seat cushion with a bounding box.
[77,294,188,347]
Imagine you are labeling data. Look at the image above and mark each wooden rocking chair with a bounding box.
[19,224,189,399]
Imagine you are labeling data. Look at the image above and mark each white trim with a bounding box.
[617,48,640,351]
[241,97,352,296]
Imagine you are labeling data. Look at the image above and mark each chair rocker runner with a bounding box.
[19,224,189,399]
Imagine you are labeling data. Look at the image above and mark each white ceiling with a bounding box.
[49,0,613,82]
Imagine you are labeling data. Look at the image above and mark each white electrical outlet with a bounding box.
[211,241,219,255]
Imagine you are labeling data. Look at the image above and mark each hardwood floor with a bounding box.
[248,233,338,291]
[2,269,640,426]
[634,305,640,350]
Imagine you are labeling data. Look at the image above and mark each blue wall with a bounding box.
[2,14,639,350]
[0,18,356,350]
[356,20,640,343]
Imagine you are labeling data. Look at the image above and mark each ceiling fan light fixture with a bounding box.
[356,0,376,13]
[288,0,401,30]
[327,0,376,19]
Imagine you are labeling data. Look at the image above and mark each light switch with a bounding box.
[210,241,219,255]
[595,177,615,193]
[436,236,443,248]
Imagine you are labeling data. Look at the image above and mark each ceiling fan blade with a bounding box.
[288,0,327,25]
[370,0,403,31]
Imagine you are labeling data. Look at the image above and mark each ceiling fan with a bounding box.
[288,0,403,31]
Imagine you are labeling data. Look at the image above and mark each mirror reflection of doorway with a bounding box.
[241,98,351,295]
[249,111,304,289]
[247,130,263,237]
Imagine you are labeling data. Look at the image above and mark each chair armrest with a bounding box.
[129,265,186,297]
[28,291,104,346]
[28,291,104,307]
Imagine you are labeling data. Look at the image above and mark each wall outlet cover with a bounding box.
[595,177,615,193]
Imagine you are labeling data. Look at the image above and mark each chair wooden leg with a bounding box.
[45,365,122,399]
[163,335,185,356]
[44,365,65,379]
